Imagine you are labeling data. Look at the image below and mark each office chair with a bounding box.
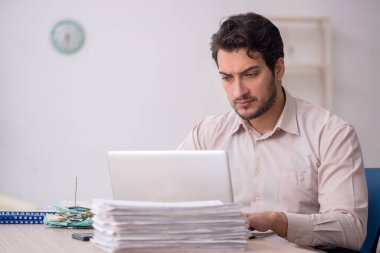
[360,168,380,253]
[315,168,379,253]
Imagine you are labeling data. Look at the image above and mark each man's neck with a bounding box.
[248,87,286,135]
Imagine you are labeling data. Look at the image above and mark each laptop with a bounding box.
[107,150,234,203]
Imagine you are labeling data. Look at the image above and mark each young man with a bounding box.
[178,13,368,250]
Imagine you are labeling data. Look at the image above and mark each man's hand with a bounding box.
[245,212,288,238]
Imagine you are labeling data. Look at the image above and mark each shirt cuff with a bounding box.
[284,212,318,246]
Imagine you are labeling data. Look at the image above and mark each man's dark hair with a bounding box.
[211,12,284,73]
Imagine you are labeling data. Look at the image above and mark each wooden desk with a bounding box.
[0,225,323,253]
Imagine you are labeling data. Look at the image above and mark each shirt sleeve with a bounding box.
[177,120,208,150]
[284,124,368,250]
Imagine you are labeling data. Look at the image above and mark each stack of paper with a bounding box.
[91,199,249,252]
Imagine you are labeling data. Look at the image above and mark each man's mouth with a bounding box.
[235,98,255,108]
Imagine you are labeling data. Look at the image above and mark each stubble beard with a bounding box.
[231,78,277,120]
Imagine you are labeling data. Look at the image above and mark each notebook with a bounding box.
[107,150,234,203]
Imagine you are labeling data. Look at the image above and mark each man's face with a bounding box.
[217,48,280,120]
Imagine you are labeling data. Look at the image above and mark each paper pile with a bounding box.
[91,199,249,252]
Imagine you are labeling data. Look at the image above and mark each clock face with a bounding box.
[51,20,85,54]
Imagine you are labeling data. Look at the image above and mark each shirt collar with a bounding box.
[231,115,250,134]
[275,88,299,136]
[231,88,299,136]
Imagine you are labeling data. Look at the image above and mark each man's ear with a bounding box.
[275,58,285,81]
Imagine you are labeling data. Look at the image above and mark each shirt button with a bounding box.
[256,165,262,173]
[254,196,261,202]
[299,175,304,182]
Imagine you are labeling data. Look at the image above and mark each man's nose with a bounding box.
[232,78,249,98]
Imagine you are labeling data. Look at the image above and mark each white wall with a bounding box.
[1,0,379,208]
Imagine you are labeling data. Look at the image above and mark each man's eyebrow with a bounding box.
[218,66,260,76]
[240,66,260,75]
[218,71,232,76]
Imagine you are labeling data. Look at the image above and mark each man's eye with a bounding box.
[244,72,257,78]
[222,76,232,81]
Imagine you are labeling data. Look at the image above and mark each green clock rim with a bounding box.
[50,19,85,54]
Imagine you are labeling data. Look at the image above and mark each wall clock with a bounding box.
[51,19,85,54]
